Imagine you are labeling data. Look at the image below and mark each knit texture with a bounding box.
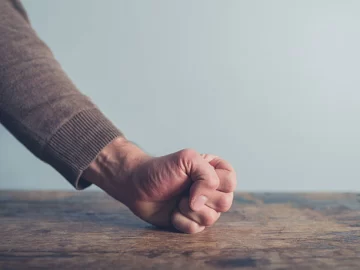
[0,0,123,189]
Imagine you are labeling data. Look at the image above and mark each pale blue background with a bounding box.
[1,0,360,191]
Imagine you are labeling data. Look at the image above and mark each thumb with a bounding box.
[178,149,219,211]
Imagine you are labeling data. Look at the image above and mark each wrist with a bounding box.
[82,137,149,201]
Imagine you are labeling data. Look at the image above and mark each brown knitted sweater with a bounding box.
[0,0,123,189]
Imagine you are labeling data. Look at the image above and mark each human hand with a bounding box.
[83,138,236,234]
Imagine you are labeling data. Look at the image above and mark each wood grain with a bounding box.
[0,191,359,269]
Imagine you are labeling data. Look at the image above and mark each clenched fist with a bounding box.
[83,137,236,234]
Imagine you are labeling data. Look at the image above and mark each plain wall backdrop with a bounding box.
[1,0,360,191]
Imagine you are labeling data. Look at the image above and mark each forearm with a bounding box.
[0,0,123,188]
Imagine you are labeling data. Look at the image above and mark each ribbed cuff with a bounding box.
[42,108,123,190]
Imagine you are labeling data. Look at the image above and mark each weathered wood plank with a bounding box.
[0,191,359,269]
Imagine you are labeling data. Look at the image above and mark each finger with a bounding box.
[178,197,220,227]
[200,153,218,163]
[201,154,237,193]
[178,149,220,212]
[213,169,237,193]
[201,154,235,172]
[171,208,205,234]
[205,191,234,213]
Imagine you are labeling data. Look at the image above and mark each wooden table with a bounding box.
[0,191,359,269]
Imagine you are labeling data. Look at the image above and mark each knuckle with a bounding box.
[177,149,198,170]
[225,171,237,191]
[207,177,219,190]
[231,170,237,186]
[202,212,217,227]
[185,221,200,234]
[201,153,217,162]
[216,193,233,212]
[178,148,197,160]
[218,170,237,193]
[171,208,202,234]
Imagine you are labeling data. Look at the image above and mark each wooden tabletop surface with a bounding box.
[0,191,359,270]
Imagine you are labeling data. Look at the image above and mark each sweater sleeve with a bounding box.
[0,0,124,189]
